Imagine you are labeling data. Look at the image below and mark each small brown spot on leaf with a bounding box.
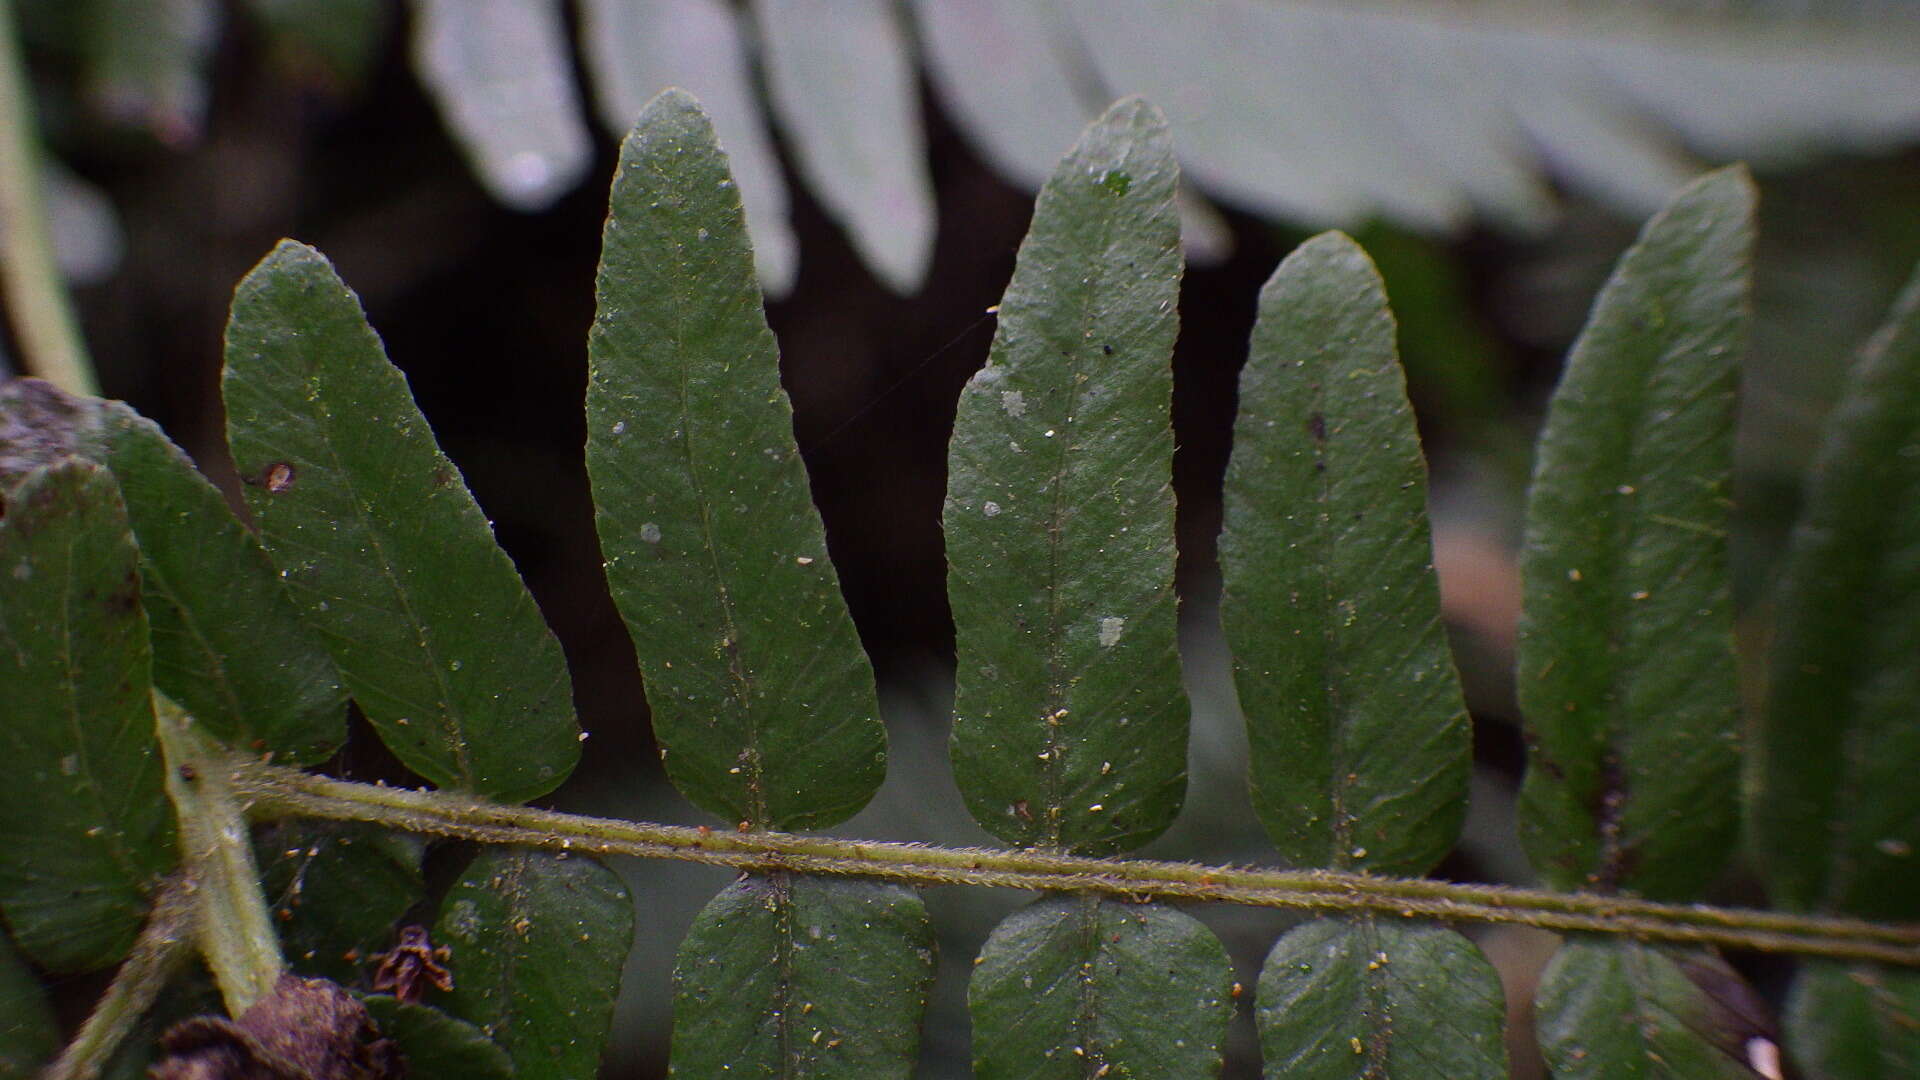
[432,465,455,488]
[1306,412,1327,441]
[101,569,141,616]
[263,463,296,493]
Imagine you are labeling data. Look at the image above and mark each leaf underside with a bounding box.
[223,239,580,804]
[1515,165,1755,900]
[1752,265,1920,921]
[407,0,591,212]
[0,378,346,763]
[577,0,796,295]
[587,89,884,832]
[969,894,1233,1080]
[433,848,633,1080]
[1256,916,1507,1080]
[756,0,933,293]
[1219,231,1470,877]
[945,96,1189,855]
[0,461,174,972]
[671,873,934,1079]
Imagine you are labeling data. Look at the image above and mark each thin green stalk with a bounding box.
[156,697,283,1016]
[0,0,94,395]
[41,874,195,1080]
[229,758,1920,967]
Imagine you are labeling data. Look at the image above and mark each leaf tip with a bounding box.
[1667,162,1759,229]
[1265,230,1387,308]
[634,86,712,138]
[1086,96,1173,157]
[1288,229,1379,277]
[258,238,329,274]
[236,239,345,308]
[1057,97,1178,207]
[1098,94,1166,127]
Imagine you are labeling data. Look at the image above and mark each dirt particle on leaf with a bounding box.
[263,463,296,493]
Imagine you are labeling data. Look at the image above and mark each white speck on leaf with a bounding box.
[1099,616,1125,647]
[444,898,481,941]
[1001,390,1025,417]
[983,502,1002,518]
[640,522,662,544]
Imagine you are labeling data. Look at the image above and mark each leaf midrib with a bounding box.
[643,164,767,827]
[1310,362,1351,865]
[1035,160,1143,850]
[298,359,476,791]
[1588,332,1726,892]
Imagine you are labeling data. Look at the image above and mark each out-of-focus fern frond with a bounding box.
[35,0,1920,294]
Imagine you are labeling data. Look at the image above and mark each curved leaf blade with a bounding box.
[946,97,1188,855]
[0,379,346,763]
[1256,916,1507,1079]
[970,895,1232,1079]
[0,930,57,1077]
[1515,166,1755,899]
[757,0,934,293]
[670,874,935,1078]
[360,995,513,1080]
[408,0,590,212]
[1786,962,1920,1079]
[1219,232,1470,877]
[222,240,580,803]
[0,461,173,971]
[433,848,632,1080]
[587,90,884,832]
[1752,266,1920,920]
[1536,939,1774,1080]
[579,0,796,296]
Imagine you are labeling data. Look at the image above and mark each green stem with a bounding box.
[41,874,195,1080]
[0,0,95,395]
[230,759,1920,967]
[156,697,283,1016]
